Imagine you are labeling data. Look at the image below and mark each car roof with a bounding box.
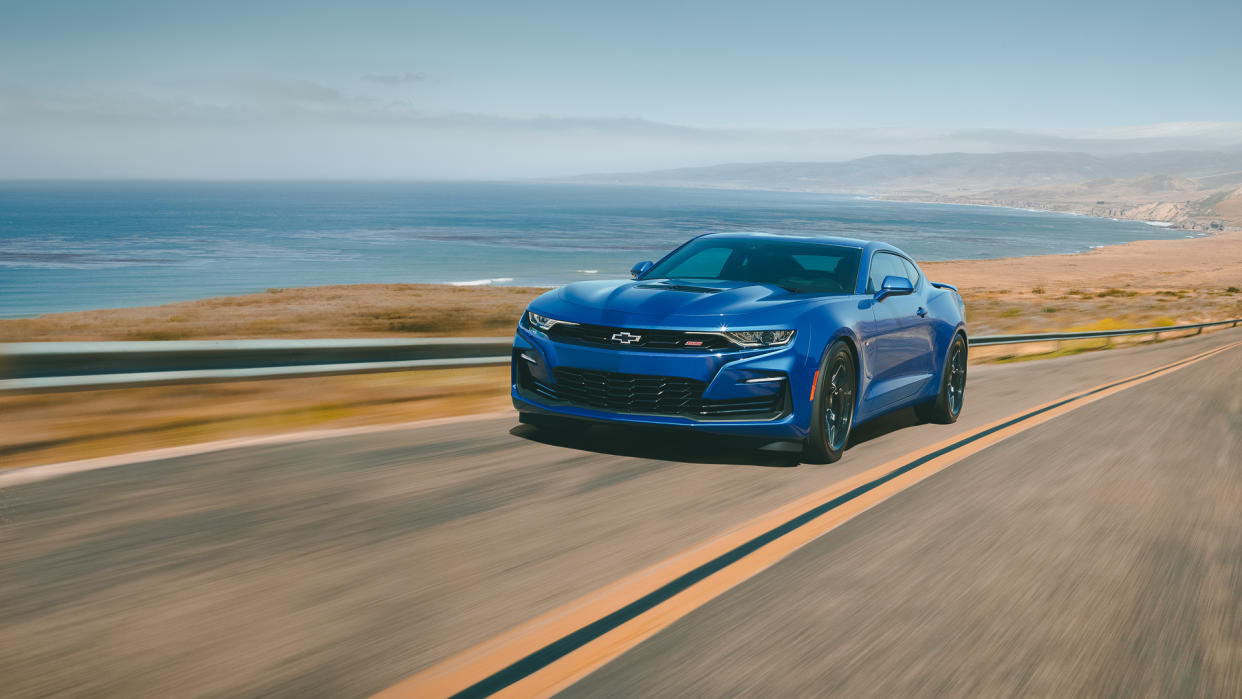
[694,231,910,259]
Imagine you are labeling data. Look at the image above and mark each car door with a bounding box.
[897,255,937,380]
[862,251,932,409]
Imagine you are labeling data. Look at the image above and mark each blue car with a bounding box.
[512,233,967,462]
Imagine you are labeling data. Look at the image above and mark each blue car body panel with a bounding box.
[511,233,966,441]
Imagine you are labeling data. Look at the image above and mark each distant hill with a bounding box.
[567,149,1242,193]
[565,148,1242,230]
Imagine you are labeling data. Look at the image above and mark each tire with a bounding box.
[803,340,857,464]
[916,333,967,424]
[519,412,583,433]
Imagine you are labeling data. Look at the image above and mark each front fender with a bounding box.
[796,296,872,406]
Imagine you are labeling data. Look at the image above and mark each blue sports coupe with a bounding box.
[512,233,967,462]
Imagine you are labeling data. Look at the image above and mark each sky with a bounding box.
[2,0,1240,178]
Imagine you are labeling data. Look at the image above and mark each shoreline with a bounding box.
[2,226,1240,344]
[1,183,1238,334]
[557,177,1239,234]
[551,180,1231,234]
[870,188,1237,234]
[869,194,1229,236]
[0,198,1205,321]
[2,182,1222,320]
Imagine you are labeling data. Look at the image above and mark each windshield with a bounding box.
[644,238,862,294]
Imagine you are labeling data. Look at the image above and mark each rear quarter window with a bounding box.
[900,257,922,286]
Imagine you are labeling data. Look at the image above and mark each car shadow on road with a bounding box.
[845,407,923,448]
[509,423,803,467]
[511,406,927,468]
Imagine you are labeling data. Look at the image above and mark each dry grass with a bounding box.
[960,287,1242,337]
[968,324,1226,363]
[926,228,1242,336]
[0,366,512,470]
[0,283,546,342]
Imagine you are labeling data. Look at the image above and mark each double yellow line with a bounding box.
[380,340,1239,699]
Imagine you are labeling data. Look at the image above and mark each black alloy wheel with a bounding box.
[804,340,856,463]
[916,334,967,424]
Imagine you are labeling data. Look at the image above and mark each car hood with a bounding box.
[540,278,821,327]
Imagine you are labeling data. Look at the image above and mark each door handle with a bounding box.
[916,307,927,317]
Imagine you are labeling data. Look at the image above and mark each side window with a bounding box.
[900,257,921,287]
[866,253,906,294]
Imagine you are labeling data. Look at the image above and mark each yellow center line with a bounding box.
[378,340,1240,699]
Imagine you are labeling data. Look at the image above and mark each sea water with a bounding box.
[0,181,1185,317]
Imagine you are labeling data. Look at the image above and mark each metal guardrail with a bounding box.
[969,318,1241,346]
[0,338,512,393]
[1,319,1238,393]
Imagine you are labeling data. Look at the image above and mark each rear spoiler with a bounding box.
[930,281,958,292]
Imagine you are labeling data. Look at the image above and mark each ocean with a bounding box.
[0,181,1187,318]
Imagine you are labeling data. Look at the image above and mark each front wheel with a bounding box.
[916,334,967,424]
[803,340,857,464]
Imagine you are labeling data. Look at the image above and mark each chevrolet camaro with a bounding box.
[511,233,967,462]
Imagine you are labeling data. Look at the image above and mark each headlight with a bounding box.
[722,329,796,348]
[525,311,576,331]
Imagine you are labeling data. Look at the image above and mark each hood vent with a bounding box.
[635,281,724,294]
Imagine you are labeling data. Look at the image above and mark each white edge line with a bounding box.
[0,409,518,489]
[0,356,512,393]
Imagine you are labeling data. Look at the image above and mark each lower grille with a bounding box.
[554,367,704,414]
[521,365,782,418]
[698,396,784,417]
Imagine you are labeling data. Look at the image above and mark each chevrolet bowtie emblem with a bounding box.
[611,331,642,344]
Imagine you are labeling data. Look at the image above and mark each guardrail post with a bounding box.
[1196,327,1202,335]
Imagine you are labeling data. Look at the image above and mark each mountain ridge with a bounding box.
[563,148,1242,230]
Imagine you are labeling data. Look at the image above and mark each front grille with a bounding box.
[554,367,704,413]
[520,365,782,418]
[545,323,735,352]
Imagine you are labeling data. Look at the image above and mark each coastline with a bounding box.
[870,193,1228,237]
[550,179,1236,234]
[1,181,1238,342]
[2,225,1239,344]
[2,182,1209,320]
[871,188,1238,234]
[565,180,1179,226]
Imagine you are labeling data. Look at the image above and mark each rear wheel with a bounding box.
[916,334,967,424]
[803,341,856,464]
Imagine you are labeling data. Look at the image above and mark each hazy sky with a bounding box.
[2,0,1240,178]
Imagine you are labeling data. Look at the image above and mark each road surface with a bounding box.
[2,330,1240,697]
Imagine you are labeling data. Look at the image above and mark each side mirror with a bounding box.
[876,275,914,301]
[630,261,654,279]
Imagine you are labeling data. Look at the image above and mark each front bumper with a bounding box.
[511,326,811,439]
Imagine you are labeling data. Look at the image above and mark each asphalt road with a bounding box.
[2,330,1240,697]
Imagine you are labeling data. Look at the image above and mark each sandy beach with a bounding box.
[926,227,1242,293]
